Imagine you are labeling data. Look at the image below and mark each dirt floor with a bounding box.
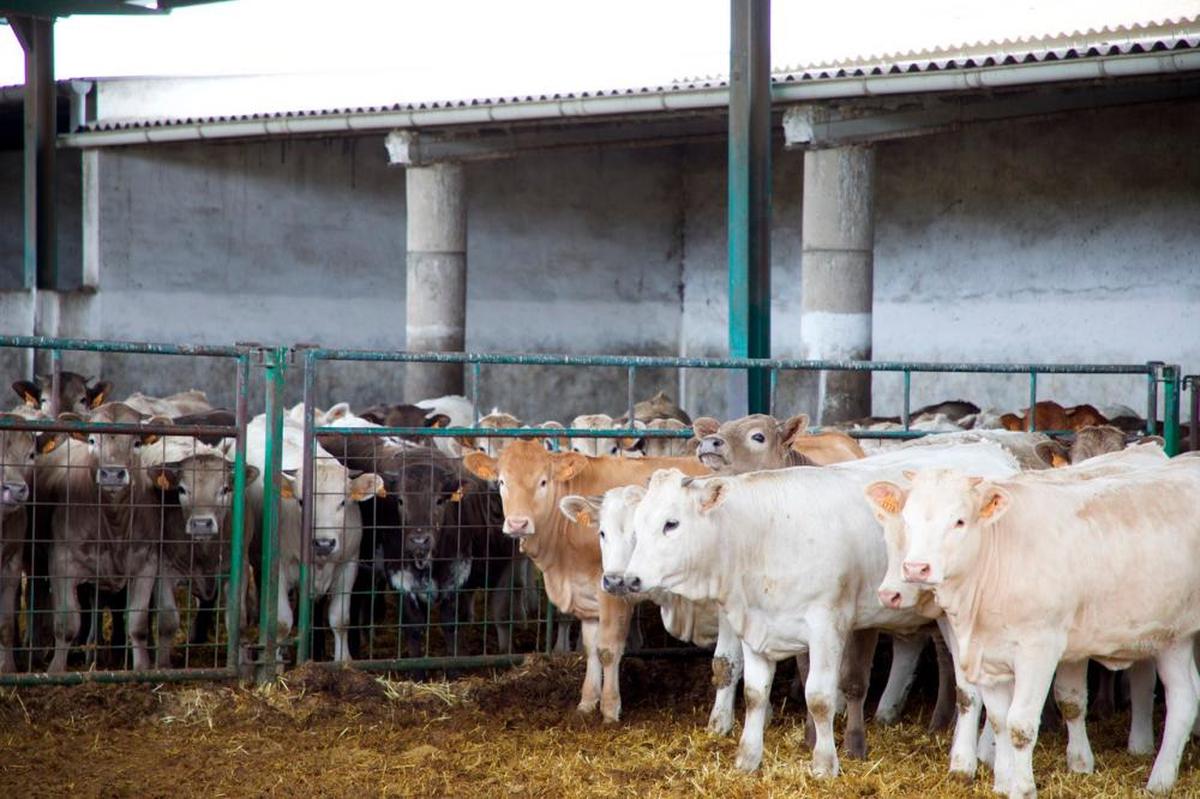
[1,655,1197,798]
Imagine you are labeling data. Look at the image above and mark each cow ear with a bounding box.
[87,380,112,409]
[553,452,588,482]
[1131,434,1164,448]
[1034,440,1070,468]
[462,451,498,481]
[149,465,181,492]
[559,494,601,526]
[242,465,261,484]
[780,414,809,446]
[36,432,65,455]
[454,434,480,453]
[325,402,352,423]
[141,415,171,446]
[976,485,1011,522]
[539,421,566,452]
[622,484,647,504]
[691,416,720,438]
[12,380,41,407]
[426,413,451,429]
[901,469,917,482]
[349,473,386,502]
[697,479,728,514]
[58,412,88,442]
[864,481,906,517]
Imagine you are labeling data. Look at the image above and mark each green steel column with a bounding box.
[1162,364,1181,456]
[296,352,317,663]
[225,353,250,674]
[727,0,772,413]
[256,347,286,682]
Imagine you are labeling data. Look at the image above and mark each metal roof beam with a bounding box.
[783,74,1200,149]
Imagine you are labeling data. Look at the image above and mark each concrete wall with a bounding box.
[3,96,1196,425]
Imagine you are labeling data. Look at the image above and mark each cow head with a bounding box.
[455,411,523,458]
[0,414,54,518]
[621,418,692,459]
[281,457,384,561]
[693,413,808,474]
[1035,425,1159,468]
[622,469,728,601]
[462,439,586,538]
[889,468,1011,587]
[863,479,937,616]
[569,414,624,457]
[12,372,111,416]
[377,457,464,574]
[560,484,645,596]
[64,403,166,501]
[149,453,258,539]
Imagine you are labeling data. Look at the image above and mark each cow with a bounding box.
[144,440,258,667]
[462,439,709,722]
[44,403,171,672]
[245,414,384,663]
[882,455,1199,798]
[1000,401,1109,433]
[619,442,1021,777]
[615,390,691,425]
[1033,425,1162,468]
[123,390,212,419]
[560,487,736,731]
[899,429,1054,471]
[11,372,111,416]
[619,418,692,459]
[692,414,865,473]
[868,443,1169,778]
[567,414,626,458]
[0,414,57,672]
[454,411,523,458]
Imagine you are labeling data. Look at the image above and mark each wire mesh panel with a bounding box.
[0,336,251,684]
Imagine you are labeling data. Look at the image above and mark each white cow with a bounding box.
[245,414,382,662]
[559,487,738,732]
[884,453,1200,798]
[621,442,1020,778]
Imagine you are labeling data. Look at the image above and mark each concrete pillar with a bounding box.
[404,163,466,400]
[800,145,875,423]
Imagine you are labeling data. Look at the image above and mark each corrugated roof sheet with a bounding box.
[80,15,1200,134]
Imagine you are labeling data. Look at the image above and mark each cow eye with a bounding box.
[220,485,231,495]
[338,499,346,509]
[497,479,505,489]
[87,436,96,446]
[954,519,965,528]
[663,519,679,533]
[598,529,606,540]
[539,478,547,488]
[177,486,188,495]
[27,451,36,461]
[609,446,619,455]
[132,440,143,449]
[751,433,766,443]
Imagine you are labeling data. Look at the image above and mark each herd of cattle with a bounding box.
[1,372,1196,797]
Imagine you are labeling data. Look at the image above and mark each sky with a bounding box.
[0,0,1197,102]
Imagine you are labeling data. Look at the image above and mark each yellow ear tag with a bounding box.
[279,481,294,500]
[450,488,463,503]
[23,392,38,407]
[155,474,173,491]
[376,483,389,499]
[1051,453,1068,468]
[880,496,900,514]
[40,437,59,454]
[143,434,159,446]
[90,394,104,409]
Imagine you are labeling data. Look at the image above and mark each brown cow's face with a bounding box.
[0,416,40,518]
[12,372,110,416]
[69,403,164,501]
[693,414,807,475]
[150,454,257,539]
[463,439,585,538]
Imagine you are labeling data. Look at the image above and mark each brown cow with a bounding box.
[616,390,692,425]
[1034,425,1163,468]
[692,414,865,474]
[1000,401,1109,432]
[45,403,170,672]
[11,372,110,416]
[462,440,708,722]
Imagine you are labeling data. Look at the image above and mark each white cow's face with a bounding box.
[285,457,383,561]
[863,480,925,611]
[623,469,727,600]
[558,486,644,595]
[896,468,1011,586]
[570,414,622,457]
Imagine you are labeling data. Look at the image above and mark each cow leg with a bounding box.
[874,631,924,725]
[126,563,158,671]
[1091,663,1117,719]
[1005,647,1061,799]
[329,562,357,663]
[979,680,1015,796]
[930,628,958,732]
[734,643,776,773]
[1146,637,1200,794]
[554,619,574,653]
[489,561,516,654]
[841,628,877,759]
[0,544,22,674]
[597,598,631,723]
[155,577,181,669]
[789,649,809,704]
[1128,659,1157,755]
[577,618,602,715]
[938,616,982,778]
[1052,660,1093,774]
[48,552,80,674]
[707,612,743,736]
[188,594,217,647]
[801,615,848,779]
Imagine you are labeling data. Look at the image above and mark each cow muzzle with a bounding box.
[312,537,338,557]
[696,437,728,468]
[902,561,934,584]
[186,515,219,538]
[601,573,627,596]
[407,530,434,569]
[622,574,644,595]
[503,516,534,537]
[96,465,130,489]
[877,587,904,609]
[1,480,29,506]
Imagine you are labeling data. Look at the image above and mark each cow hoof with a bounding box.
[576,700,598,715]
[1066,747,1094,774]
[809,754,838,779]
[947,766,976,784]
[734,749,762,773]
[1006,782,1036,799]
[873,707,901,726]
[1128,733,1154,757]
[707,711,734,737]
[601,712,621,725]
[1146,770,1177,795]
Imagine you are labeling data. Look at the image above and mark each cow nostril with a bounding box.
[626,576,642,593]
[710,439,722,448]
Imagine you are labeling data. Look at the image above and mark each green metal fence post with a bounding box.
[1146,361,1162,436]
[1027,370,1038,432]
[296,350,317,664]
[1162,364,1181,456]
[225,352,250,677]
[901,370,911,430]
[256,346,286,683]
[1188,375,1199,454]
